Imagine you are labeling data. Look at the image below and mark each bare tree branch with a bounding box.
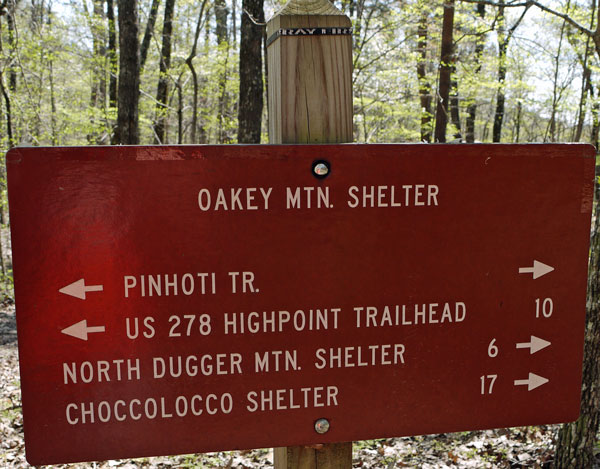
[506,3,530,43]
[528,0,593,35]
[459,0,594,36]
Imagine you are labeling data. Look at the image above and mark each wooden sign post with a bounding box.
[267,0,353,466]
[266,0,353,144]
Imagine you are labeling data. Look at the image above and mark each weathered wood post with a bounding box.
[266,0,353,467]
[266,0,353,144]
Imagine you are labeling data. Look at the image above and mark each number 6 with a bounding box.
[488,339,498,358]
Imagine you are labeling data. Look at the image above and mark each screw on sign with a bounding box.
[5,143,595,465]
[315,418,330,434]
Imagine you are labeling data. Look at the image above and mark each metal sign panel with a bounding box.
[6,144,595,465]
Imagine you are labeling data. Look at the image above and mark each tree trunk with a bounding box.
[546,4,569,143]
[215,0,228,44]
[514,99,521,142]
[231,0,237,46]
[571,0,595,142]
[263,27,268,137]
[0,0,16,147]
[465,2,485,143]
[217,51,231,143]
[29,0,46,142]
[493,2,528,143]
[592,91,599,149]
[92,0,107,108]
[114,0,140,144]
[434,0,454,143]
[176,79,183,143]
[574,54,591,143]
[153,0,176,143]
[88,0,108,144]
[49,56,58,145]
[492,2,507,143]
[0,74,14,148]
[215,0,230,143]
[140,0,161,71]
[416,9,432,142]
[6,1,17,92]
[237,0,264,143]
[107,0,118,110]
[449,63,461,140]
[185,0,209,143]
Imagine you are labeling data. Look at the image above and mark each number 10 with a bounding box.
[535,298,553,318]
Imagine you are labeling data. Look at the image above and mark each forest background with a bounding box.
[0,0,598,288]
[0,0,599,467]
[1,0,598,151]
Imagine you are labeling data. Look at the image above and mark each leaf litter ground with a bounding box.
[1,307,598,469]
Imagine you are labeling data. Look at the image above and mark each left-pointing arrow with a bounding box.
[59,278,104,300]
[61,319,106,341]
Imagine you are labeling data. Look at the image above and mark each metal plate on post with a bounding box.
[6,144,595,465]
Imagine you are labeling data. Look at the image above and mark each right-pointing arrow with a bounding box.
[518,260,554,279]
[516,335,551,354]
[514,372,549,391]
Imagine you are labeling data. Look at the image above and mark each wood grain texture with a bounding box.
[275,0,344,16]
[274,444,353,469]
[267,14,353,143]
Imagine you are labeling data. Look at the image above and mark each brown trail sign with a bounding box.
[5,143,596,465]
[4,0,596,466]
